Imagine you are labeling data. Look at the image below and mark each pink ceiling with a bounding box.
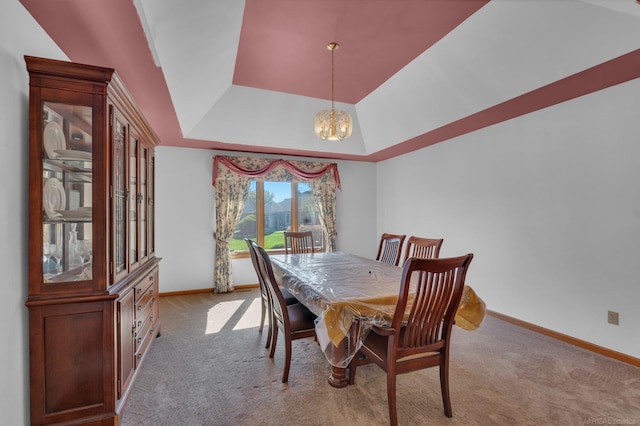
[17,0,640,162]
[19,0,185,151]
[234,0,488,104]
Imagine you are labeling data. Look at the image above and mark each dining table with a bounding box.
[270,251,485,388]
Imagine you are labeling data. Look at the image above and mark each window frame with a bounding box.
[231,179,324,258]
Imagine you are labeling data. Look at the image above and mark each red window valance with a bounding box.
[212,155,341,190]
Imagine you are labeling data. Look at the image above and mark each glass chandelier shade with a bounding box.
[314,43,352,141]
[314,108,352,141]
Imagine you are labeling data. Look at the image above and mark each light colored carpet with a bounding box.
[120,289,640,426]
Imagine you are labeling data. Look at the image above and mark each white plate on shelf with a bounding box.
[43,177,66,218]
[43,121,66,159]
[54,149,92,161]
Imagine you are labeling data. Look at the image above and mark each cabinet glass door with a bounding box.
[148,151,155,255]
[112,109,127,280]
[129,134,139,269]
[140,145,148,261]
[42,102,93,282]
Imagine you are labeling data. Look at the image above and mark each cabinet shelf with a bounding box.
[44,216,92,224]
[43,266,88,283]
[44,159,92,174]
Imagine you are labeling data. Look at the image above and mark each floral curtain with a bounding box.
[212,155,341,293]
[311,177,338,252]
[213,177,251,293]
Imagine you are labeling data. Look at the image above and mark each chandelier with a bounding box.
[314,42,352,141]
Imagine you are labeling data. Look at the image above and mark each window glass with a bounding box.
[297,182,323,249]
[230,181,257,251]
[263,181,291,250]
[231,180,324,253]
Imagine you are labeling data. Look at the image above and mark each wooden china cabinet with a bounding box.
[25,56,161,425]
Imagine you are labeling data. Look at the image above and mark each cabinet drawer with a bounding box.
[135,279,155,323]
[135,296,154,335]
[135,311,154,351]
[135,291,154,328]
[134,271,155,302]
[134,319,155,367]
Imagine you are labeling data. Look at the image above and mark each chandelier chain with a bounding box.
[331,45,335,110]
[313,41,352,141]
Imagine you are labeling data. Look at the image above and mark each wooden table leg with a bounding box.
[328,365,348,388]
[327,318,362,388]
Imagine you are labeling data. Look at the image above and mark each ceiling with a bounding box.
[19,0,640,161]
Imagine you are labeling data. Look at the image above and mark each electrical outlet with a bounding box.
[607,311,619,325]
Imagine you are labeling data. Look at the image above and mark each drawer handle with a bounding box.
[137,305,142,312]
[137,353,142,361]
[137,320,142,327]
[148,276,153,281]
[137,337,142,345]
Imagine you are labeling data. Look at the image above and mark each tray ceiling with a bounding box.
[19,0,640,161]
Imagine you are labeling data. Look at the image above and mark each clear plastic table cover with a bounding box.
[270,252,485,368]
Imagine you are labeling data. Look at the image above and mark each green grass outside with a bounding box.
[229,230,286,252]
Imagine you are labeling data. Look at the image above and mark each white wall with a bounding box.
[333,159,378,257]
[0,2,68,423]
[377,78,640,358]
[154,147,216,292]
[155,148,377,291]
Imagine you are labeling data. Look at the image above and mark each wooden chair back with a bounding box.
[376,233,406,266]
[401,236,443,265]
[253,241,288,326]
[348,253,474,424]
[244,238,273,348]
[245,238,265,294]
[284,231,315,254]
[253,241,316,383]
[393,254,473,352]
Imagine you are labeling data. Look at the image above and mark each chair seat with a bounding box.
[287,302,317,332]
[362,327,442,364]
[360,327,390,358]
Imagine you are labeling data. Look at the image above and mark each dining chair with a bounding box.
[284,230,315,254]
[401,236,443,264]
[253,242,318,383]
[348,254,474,425]
[375,233,406,266]
[244,238,298,349]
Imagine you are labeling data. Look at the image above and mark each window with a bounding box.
[230,180,324,254]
